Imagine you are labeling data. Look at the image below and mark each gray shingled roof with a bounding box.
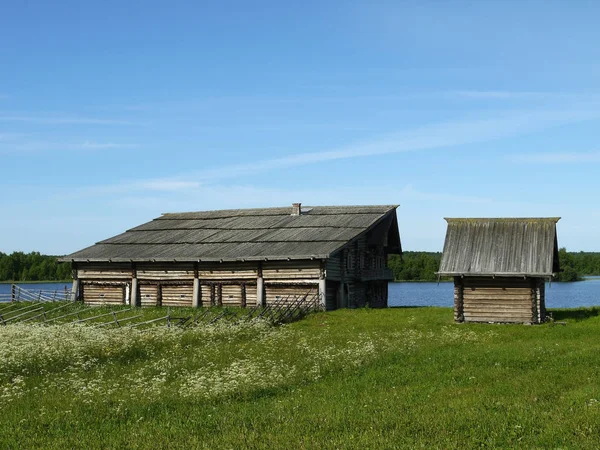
[62,205,401,262]
[438,218,560,277]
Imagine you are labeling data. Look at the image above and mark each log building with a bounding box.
[438,218,560,324]
[60,204,401,310]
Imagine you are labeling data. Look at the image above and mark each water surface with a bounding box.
[388,278,600,309]
[2,280,599,308]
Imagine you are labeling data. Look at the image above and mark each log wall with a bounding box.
[140,284,159,307]
[75,253,392,311]
[137,263,194,281]
[265,284,318,306]
[454,276,545,324]
[81,282,126,306]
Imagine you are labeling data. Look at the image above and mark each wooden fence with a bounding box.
[0,289,322,329]
[0,284,73,303]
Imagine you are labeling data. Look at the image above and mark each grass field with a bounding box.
[1,305,600,449]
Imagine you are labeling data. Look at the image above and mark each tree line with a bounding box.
[1,250,599,283]
[0,252,71,282]
[389,249,600,282]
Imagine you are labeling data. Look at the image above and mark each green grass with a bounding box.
[2,306,600,449]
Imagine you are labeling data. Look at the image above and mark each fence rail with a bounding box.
[0,289,323,329]
[0,284,74,303]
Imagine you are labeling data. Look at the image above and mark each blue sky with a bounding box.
[2,0,600,254]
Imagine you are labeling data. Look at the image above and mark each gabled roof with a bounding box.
[61,205,401,263]
[438,218,560,277]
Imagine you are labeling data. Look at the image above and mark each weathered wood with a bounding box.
[198,262,258,280]
[161,285,193,307]
[192,277,201,308]
[256,271,264,307]
[71,279,80,302]
[78,269,132,280]
[82,283,125,305]
[265,284,318,306]
[263,261,321,280]
[131,278,139,307]
[318,261,326,308]
[326,254,342,281]
[140,284,158,306]
[456,276,546,324]
[462,295,532,302]
[463,312,531,321]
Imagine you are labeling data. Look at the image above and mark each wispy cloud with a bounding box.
[510,151,600,163]
[399,184,492,204]
[135,179,202,191]
[448,90,562,100]
[0,132,24,141]
[0,140,139,153]
[0,114,142,126]
[191,108,599,182]
[77,141,139,150]
[68,107,600,196]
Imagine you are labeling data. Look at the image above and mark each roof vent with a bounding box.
[291,202,301,216]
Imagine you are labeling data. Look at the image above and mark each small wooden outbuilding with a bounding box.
[60,204,401,310]
[438,218,560,324]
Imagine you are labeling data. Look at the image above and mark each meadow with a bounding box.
[1,306,600,448]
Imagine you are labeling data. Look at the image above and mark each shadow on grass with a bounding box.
[549,307,600,322]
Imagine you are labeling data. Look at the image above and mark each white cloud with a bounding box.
[510,152,600,163]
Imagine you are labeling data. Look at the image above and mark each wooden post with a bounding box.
[71,266,80,302]
[192,278,201,308]
[256,264,265,307]
[71,279,80,302]
[454,277,464,323]
[130,263,139,307]
[241,283,247,307]
[318,260,326,310]
[11,284,16,302]
[131,278,139,307]
[192,264,201,308]
[539,279,546,322]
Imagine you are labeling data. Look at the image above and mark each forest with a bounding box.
[0,252,72,282]
[388,249,600,282]
[0,250,599,283]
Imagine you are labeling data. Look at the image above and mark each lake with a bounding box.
[388,277,600,309]
[0,282,72,295]
[1,279,599,308]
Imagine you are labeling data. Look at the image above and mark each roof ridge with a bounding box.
[444,217,560,222]
[160,204,399,216]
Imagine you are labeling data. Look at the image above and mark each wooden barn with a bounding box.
[438,218,560,324]
[60,204,401,310]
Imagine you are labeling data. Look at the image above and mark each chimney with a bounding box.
[291,202,302,216]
